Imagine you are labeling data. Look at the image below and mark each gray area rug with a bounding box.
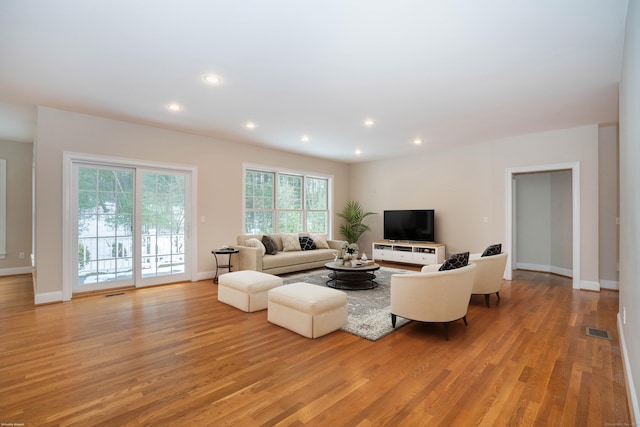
[281,267,412,341]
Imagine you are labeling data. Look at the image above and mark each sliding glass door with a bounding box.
[72,163,190,293]
[138,170,187,284]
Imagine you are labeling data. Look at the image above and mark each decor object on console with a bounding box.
[235,233,345,275]
[469,248,508,307]
[390,263,477,340]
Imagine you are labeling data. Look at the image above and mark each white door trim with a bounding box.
[505,162,581,289]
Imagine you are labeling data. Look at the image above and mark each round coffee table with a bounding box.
[324,261,380,290]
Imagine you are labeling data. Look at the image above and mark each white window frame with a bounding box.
[242,163,333,236]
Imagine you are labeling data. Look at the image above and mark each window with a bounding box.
[244,167,331,235]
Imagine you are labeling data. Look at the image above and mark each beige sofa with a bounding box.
[235,233,345,275]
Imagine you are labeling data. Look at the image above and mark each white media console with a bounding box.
[372,240,446,266]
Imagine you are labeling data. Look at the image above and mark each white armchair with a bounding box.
[390,263,477,340]
[468,252,508,307]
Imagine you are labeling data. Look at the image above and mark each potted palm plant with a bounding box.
[337,201,376,248]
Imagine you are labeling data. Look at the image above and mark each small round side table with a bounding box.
[211,248,239,283]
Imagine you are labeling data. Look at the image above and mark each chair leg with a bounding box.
[484,294,490,307]
[496,291,501,300]
[443,322,449,341]
[462,315,468,326]
[391,313,397,328]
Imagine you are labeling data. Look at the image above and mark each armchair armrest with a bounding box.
[421,264,442,273]
[234,245,263,272]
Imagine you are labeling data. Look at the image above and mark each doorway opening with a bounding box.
[506,162,581,289]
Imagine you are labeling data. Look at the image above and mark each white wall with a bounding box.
[350,125,600,287]
[516,173,552,268]
[598,125,620,289]
[618,0,640,421]
[34,107,350,300]
[550,170,573,274]
[0,139,33,274]
[514,170,572,276]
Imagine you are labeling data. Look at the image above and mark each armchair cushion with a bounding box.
[439,251,469,271]
[481,243,502,257]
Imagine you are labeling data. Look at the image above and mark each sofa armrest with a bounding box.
[234,245,263,272]
[328,240,347,251]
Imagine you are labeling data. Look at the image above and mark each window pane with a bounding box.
[278,211,303,233]
[305,177,328,210]
[245,211,274,234]
[277,174,302,209]
[306,212,328,233]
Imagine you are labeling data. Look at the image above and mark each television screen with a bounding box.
[384,210,435,242]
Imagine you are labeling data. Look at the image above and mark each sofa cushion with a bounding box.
[262,235,279,255]
[262,249,335,270]
[481,243,502,257]
[310,233,329,249]
[439,252,470,271]
[244,238,266,256]
[282,233,302,252]
[299,236,317,251]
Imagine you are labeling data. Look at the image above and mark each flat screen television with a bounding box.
[384,209,435,242]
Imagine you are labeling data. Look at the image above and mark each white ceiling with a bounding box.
[0,0,629,162]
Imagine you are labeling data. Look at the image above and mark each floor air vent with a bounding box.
[105,292,125,298]
[586,327,611,339]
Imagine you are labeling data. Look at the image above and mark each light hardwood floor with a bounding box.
[0,268,630,426]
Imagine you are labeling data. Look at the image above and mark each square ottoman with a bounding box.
[267,283,348,338]
[218,270,283,312]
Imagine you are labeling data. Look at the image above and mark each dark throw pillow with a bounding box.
[481,243,502,257]
[299,236,317,251]
[439,252,470,271]
[262,235,279,255]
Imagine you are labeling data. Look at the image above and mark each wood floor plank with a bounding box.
[0,269,632,426]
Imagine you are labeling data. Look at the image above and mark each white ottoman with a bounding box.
[218,270,283,312]
[267,283,348,338]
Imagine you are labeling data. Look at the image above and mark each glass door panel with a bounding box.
[138,171,187,285]
[74,166,134,291]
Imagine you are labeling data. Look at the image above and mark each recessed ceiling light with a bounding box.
[363,118,374,127]
[203,74,223,85]
[355,149,362,155]
[244,121,256,129]
[301,135,310,142]
[413,138,423,145]
[167,103,183,112]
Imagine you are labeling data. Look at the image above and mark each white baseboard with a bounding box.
[195,271,215,282]
[516,263,573,278]
[618,313,639,425]
[35,291,63,305]
[600,279,619,290]
[0,266,34,276]
[580,280,600,291]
